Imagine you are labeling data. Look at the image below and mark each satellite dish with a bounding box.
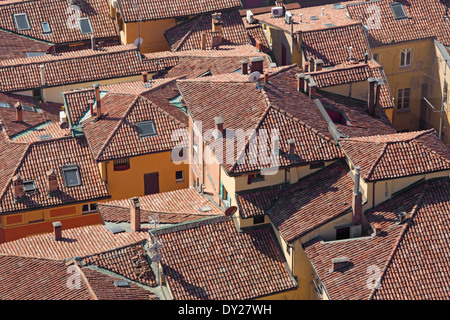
[225,206,237,217]
[248,71,261,82]
[133,37,143,47]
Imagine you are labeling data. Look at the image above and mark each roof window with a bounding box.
[78,17,93,34]
[13,13,31,31]
[41,21,52,34]
[0,102,12,109]
[136,120,157,138]
[61,164,81,187]
[390,2,407,20]
[23,180,36,193]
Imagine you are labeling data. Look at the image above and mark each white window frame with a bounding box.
[13,13,31,31]
[400,49,412,67]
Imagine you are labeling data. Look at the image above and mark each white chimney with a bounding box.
[39,64,45,86]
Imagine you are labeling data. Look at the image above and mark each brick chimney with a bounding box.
[352,166,362,225]
[305,76,317,98]
[241,60,248,75]
[375,79,383,111]
[89,99,95,117]
[364,52,369,64]
[288,138,295,158]
[14,102,23,122]
[210,31,221,49]
[214,116,224,137]
[250,56,264,74]
[330,257,349,273]
[255,39,262,52]
[142,71,148,83]
[303,61,310,73]
[201,32,207,50]
[314,59,323,71]
[211,12,223,43]
[130,197,141,232]
[47,169,59,193]
[372,222,382,236]
[296,73,305,92]
[367,78,377,116]
[93,83,101,118]
[309,57,315,72]
[264,71,269,83]
[91,34,96,51]
[52,221,62,241]
[12,175,24,198]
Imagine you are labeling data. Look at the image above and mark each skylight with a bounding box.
[390,3,407,20]
[41,21,51,34]
[25,52,46,58]
[0,102,12,109]
[13,13,31,31]
[61,164,81,187]
[78,18,93,34]
[23,180,36,193]
[333,3,344,9]
[136,120,157,138]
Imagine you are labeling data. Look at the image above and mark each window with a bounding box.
[61,164,81,187]
[136,121,157,137]
[176,170,184,182]
[400,49,412,67]
[22,104,41,113]
[23,180,36,193]
[390,2,407,20]
[219,181,231,207]
[0,102,12,109]
[78,17,93,34]
[13,13,31,31]
[25,52,46,58]
[41,21,51,34]
[113,158,130,171]
[82,203,97,214]
[397,88,411,110]
[247,172,264,184]
[253,216,265,225]
[310,162,325,170]
[336,226,350,240]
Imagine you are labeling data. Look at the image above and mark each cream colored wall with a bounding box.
[322,80,368,102]
[433,41,450,145]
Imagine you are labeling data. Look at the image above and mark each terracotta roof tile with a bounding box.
[236,184,284,219]
[0,136,110,214]
[165,11,251,51]
[341,129,450,181]
[154,216,298,300]
[81,241,158,287]
[269,161,354,242]
[0,30,51,61]
[0,0,118,45]
[118,0,242,23]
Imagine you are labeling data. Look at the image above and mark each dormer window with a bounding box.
[136,120,157,138]
[390,2,407,20]
[23,180,36,193]
[13,13,31,31]
[78,17,93,34]
[41,21,51,34]
[61,164,81,187]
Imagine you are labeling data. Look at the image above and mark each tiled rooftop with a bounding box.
[0,136,110,214]
[269,161,354,243]
[117,0,242,23]
[346,0,450,47]
[0,30,51,61]
[165,10,251,51]
[236,184,284,219]
[0,0,118,45]
[341,129,450,181]
[99,187,223,224]
[154,216,298,300]
[304,177,450,300]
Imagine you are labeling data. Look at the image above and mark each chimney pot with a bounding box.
[130,197,141,232]
[142,71,148,83]
[88,99,95,117]
[264,71,269,83]
[93,83,101,118]
[14,102,23,122]
[52,221,62,241]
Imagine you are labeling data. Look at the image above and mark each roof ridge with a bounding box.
[365,143,388,181]
[368,182,428,300]
[74,264,99,300]
[171,15,203,51]
[79,239,147,261]
[138,95,187,128]
[410,134,450,165]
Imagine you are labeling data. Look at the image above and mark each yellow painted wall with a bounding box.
[371,38,435,132]
[433,41,450,145]
[322,80,369,102]
[101,151,189,200]
[122,19,175,53]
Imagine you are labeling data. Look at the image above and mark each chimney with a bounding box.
[211,12,223,43]
[364,52,369,63]
[39,64,45,86]
[352,166,362,225]
[375,79,383,111]
[348,46,353,62]
[93,83,101,118]
[367,78,377,116]
[14,102,23,122]
[296,73,305,92]
[372,222,382,236]
[210,31,220,49]
[12,175,24,198]
[130,197,141,232]
[142,71,148,83]
[214,116,224,137]
[321,7,325,16]
[250,56,264,74]
[299,13,303,23]
[264,71,269,83]
[52,221,62,241]
[314,59,323,72]
[288,138,295,158]
[305,76,317,99]
[201,32,207,50]
[91,34,96,50]
[330,257,349,273]
[309,57,315,72]
[88,99,95,117]
[255,39,262,52]
[303,61,310,73]
[240,60,248,75]
[46,169,59,193]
